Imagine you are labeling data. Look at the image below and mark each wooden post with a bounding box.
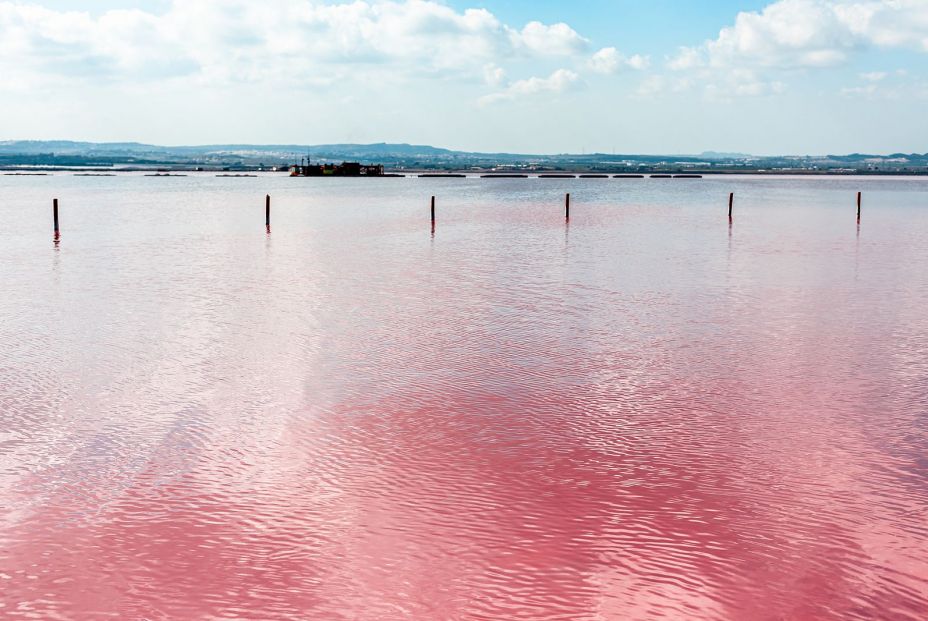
[265,194,271,227]
[430,196,435,223]
[728,193,734,220]
[565,193,570,220]
[857,191,861,221]
[53,198,59,236]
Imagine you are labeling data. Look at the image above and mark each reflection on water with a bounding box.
[1,174,927,620]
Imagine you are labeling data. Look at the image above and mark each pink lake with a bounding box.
[1,173,927,620]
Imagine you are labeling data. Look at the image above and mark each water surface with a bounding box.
[1,174,927,620]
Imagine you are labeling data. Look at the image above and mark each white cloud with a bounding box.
[660,0,928,99]
[702,0,860,69]
[667,47,705,71]
[0,0,595,91]
[516,20,588,56]
[860,71,887,81]
[479,68,579,105]
[588,47,649,74]
[672,0,928,72]
[843,0,928,51]
[625,54,650,71]
[589,47,621,74]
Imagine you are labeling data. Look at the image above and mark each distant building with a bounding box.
[290,160,384,177]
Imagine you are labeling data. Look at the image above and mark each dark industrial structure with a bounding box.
[289,158,384,176]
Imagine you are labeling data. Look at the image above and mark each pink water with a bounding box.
[1,174,927,620]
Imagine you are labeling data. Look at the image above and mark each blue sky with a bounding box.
[454,1,770,50]
[2,0,926,154]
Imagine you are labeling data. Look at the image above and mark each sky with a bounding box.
[1,0,927,154]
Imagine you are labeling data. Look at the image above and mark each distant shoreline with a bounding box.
[3,167,928,177]
[4,142,927,176]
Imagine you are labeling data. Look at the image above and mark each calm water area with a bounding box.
[1,173,927,620]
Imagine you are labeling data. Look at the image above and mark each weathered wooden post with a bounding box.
[565,193,570,220]
[728,193,734,220]
[53,198,59,238]
[857,191,861,221]
[265,194,271,228]
[431,196,435,223]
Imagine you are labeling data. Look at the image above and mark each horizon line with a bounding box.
[3,139,927,160]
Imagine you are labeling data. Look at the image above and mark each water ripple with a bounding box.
[0,175,927,619]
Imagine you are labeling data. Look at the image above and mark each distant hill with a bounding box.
[1,140,926,173]
[0,141,462,158]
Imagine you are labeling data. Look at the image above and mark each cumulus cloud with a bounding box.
[670,0,928,72]
[656,0,928,99]
[479,68,578,105]
[588,47,649,74]
[516,20,588,56]
[667,47,704,71]
[588,47,621,74]
[625,54,650,70]
[699,0,861,69]
[0,0,594,90]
